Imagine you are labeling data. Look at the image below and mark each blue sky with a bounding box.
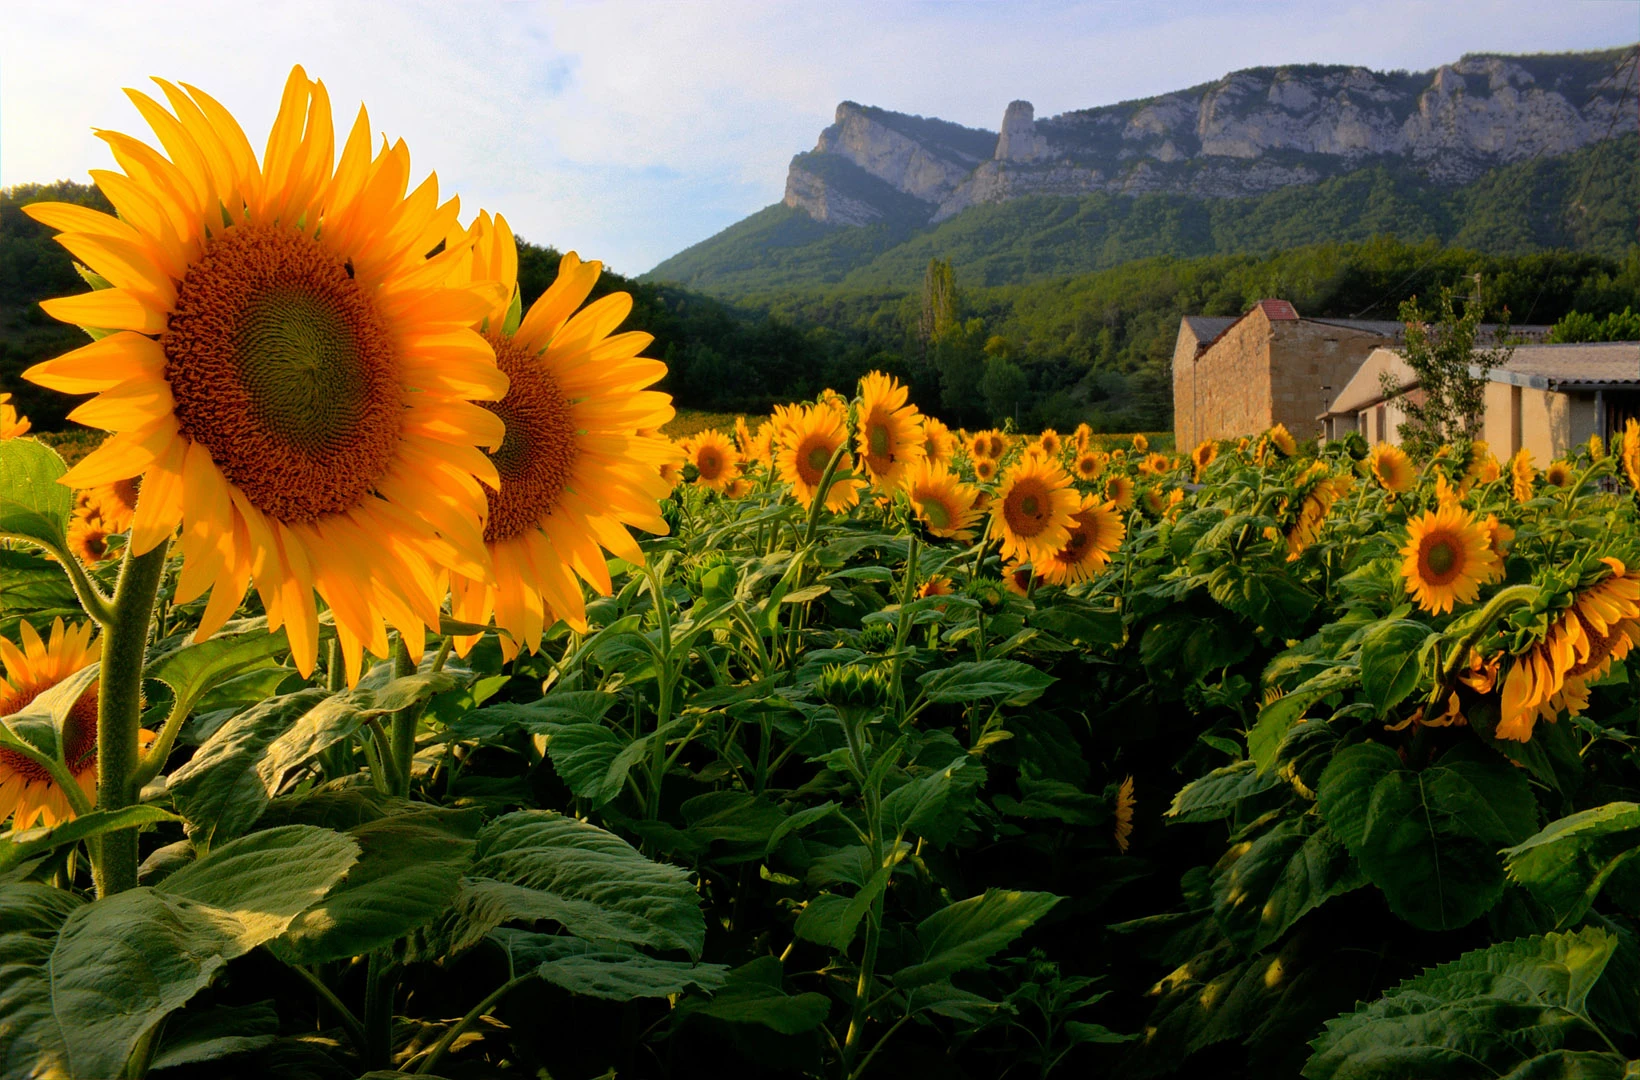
[3,1,1635,275]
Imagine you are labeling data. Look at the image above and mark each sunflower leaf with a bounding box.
[0,439,72,553]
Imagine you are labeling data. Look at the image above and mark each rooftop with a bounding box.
[1490,341,1640,389]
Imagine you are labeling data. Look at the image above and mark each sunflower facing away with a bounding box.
[992,455,1079,563]
[1072,423,1093,453]
[1369,443,1414,493]
[775,404,864,511]
[444,215,676,661]
[856,371,925,492]
[1039,496,1124,586]
[906,460,982,541]
[684,430,740,492]
[1510,448,1536,502]
[1497,558,1640,741]
[25,66,511,682]
[1399,503,1500,614]
[1114,776,1135,853]
[0,619,149,828]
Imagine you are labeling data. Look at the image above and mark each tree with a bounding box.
[1381,280,1514,457]
[919,257,957,348]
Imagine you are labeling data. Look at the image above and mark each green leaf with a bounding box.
[1358,619,1433,716]
[0,883,82,1078]
[145,622,289,711]
[1168,759,1285,823]
[490,930,728,1001]
[167,688,331,848]
[674,956,830,1033]
[453,810,705,958]
[794,868,890,951]
[1503,803,1640,928]
[0,805,179,874]
[1213,819,1365,952]
[0,438,72,551]
[1207,562,1317,630]
[273,808,482,964]
[894,889,1061,989]
[1029,601,1124,646]
[764,801,840,855]
[449,690,616,740]
[156,825,360,946]
[544,715,682,808]
[259,674,454,793]
[1249,667,1357,771]
[1319,743,1536,931]
[917,660,1055,706]
[681,790,788,851]
[149,1001,280,1071]
[1304,928,1621,1080]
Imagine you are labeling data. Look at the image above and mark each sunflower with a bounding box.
[1103,474,1134,511]
[684,430,740,492]
[991,455,1078,563]
[1072,423,1093,453]
[1132,434,1148,452]
[1587,432,1607,461]
[1039,496,1124,586]
[1139,452,1172,476]
[1369,443,1414,493]
[917,575,954,600]
[1002,561,1036,597]
[1191,440,1217,480]
[0,393,31,439]
[1497,558,1640,741]
[1284,467,1352,560]
[77,477,140,534]
[922,415,956,467]
[970,429,1008,461]
[67,508,114,564]
[443,216,675,661]
[906,461,982,540]
[1463,440,1500,486]
[733,415,756,459]
[855,371,925,491]
[1399,503,1499,614]
[659,459,682,491]
[1625,419,1640,491]
[1483,514,1514,566]
[1267,424,1297,459]
[973,457,998,482]
[0,619,149,828]
[1510,448,1536,501]
[1543,460,1574,487]
[1113,776,1135,852]
[775,403,864,511]
[724,478,753,500]
[25,67,511,682]
[1037,429,1063,458]
[1074,450,1107,482]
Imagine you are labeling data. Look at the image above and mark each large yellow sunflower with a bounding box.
[1036,429,1063,459]
[25,67,509,682]
[775,403,864,511]
[1103,474,1134,511]
[991,455,1079,563]
[1369,443,1414,493]
[906,460,982,540]
[444,215,675,661]
[970,429,1008,462]
[1074,450,1107,482]
[1399,503,1499,614]
[1510,448,1536,502]
[683,430,740,492]
[1039,496,1124,586]
[0,620,149,828]
[1498,558,1640,741]
[856,371,925,491]
[922,415,957,468]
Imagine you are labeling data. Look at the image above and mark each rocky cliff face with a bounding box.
[782,48,1638,226]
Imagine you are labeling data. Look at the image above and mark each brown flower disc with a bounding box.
[481,332,578,543]
[163,223,402,524]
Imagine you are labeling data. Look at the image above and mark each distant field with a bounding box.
[665,409,1173,452]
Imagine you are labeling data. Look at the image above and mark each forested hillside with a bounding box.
[649,134,1638,295]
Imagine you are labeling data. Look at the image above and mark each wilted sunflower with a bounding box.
[1039,496,1124,586]
[1191,439,1217,480]
[1103,474,1134,511]
[1114,776,1135,853]
[973,457,998,482]
[856,371,925,491]
[1399,503,1499,614]
[1074,450,1106,482]
[0,620,148,827]
[922,415,956,467]
[906,461,982,540]
[0,393,31,439]
[992,455,1078,563]
[1369,443,1414,493]
[1510,448,1536,502]
[684,430,740,492]
[67,508,114,564]
[1497,558,1640,741]
[1543,460,1574,488]
[444,217,676,662]
[25,67,510,680]
[776,404,863,511]
[1037,429,1063,458]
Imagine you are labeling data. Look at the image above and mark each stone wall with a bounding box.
[1174,309,1272,446]
[1268,321,1386,441]
[1171,322,1209,447]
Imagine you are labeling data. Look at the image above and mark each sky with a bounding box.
[3,1,1636,275]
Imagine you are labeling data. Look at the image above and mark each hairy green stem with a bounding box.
[414,973,529,1075]
[93,541,169,899]
[279,958,367,1055]
[390,637,418,796]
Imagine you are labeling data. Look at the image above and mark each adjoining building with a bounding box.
[1171,298,1549,448]
[1321,342,1640,460]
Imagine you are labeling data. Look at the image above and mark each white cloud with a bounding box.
[3,0,1634,274]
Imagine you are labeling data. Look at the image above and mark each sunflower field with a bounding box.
[4,67,1640,1080]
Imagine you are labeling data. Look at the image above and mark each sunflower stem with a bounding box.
[389,637,417,797]
[55,544,115,626]
[804,444,849,547]
[93,541,170,899]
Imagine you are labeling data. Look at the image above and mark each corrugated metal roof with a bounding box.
[1492,342,1640,387]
